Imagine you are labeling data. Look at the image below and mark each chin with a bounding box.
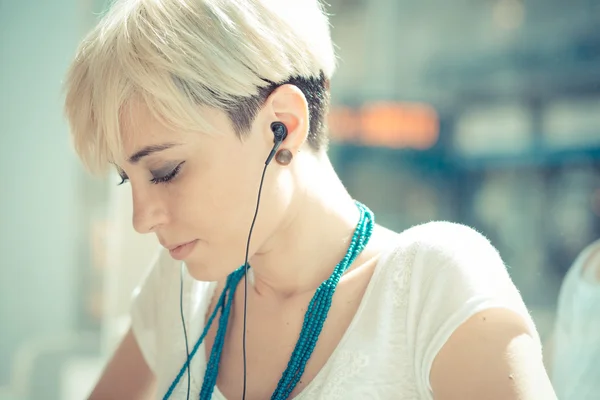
[184,258,237,283]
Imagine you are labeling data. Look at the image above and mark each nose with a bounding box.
[131,185,169,234]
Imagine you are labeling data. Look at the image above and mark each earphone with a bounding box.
[266,121,288,165]
[179,121,288,400]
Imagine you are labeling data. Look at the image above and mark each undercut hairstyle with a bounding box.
[64,0,337,173]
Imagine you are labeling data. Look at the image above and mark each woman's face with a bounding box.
[115,98,301,281]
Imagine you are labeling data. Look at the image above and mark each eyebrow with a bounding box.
[128,143,179,163]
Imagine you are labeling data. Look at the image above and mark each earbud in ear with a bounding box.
[265,121,288,165]
[270,121,288,143]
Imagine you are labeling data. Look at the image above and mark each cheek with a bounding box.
[171,158,265,239]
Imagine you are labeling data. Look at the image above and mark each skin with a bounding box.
[88,84,556,399]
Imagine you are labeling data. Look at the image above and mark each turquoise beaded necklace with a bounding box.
[164,201,374,400]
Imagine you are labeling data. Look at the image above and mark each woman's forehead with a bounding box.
[121,100,229,139]
[115,103,175,161]
[115,101,236,164]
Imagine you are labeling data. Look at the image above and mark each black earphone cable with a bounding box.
[242,160,270,400]
[180,262,192,400]
[178,124,284,400]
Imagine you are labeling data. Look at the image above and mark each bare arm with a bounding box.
[430,308,557,400]
[88,328,156,400]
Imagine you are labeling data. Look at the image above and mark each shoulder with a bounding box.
[378,222,552,399]
[372,221,527,347]
[377,221,519,313]
[401,220,497,255]
[380,220,503,281]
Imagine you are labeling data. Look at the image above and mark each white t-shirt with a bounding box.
[131,221,541,399]
[551,239,600,400]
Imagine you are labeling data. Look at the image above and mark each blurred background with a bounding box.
[1,0,599,399]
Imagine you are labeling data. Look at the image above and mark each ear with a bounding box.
[261,84,309,153]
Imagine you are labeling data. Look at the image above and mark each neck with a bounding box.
[248,154,361,299]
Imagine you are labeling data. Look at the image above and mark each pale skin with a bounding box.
[88,85,557,399]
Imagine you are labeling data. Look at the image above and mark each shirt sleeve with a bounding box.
[129,246,171,373]
[404,222,542,398]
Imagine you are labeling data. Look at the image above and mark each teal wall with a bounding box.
[0,0,86,384]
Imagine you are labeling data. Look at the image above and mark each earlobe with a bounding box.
[275,148,293,166]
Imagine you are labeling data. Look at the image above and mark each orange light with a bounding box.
[328,102,439,149]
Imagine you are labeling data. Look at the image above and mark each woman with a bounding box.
[549,239,600,399]
[64,0,556,398]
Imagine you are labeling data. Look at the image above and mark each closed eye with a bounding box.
[150,161,185,184]
[115,162,185,186]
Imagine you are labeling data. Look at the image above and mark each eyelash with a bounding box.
[150,162,185,184]
[117,162,185,186]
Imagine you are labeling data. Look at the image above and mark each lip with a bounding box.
[165,239,199,260]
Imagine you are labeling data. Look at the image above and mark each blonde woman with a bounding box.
[64,0,556,399]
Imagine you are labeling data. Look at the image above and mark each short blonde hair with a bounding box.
[64,0,336,173]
